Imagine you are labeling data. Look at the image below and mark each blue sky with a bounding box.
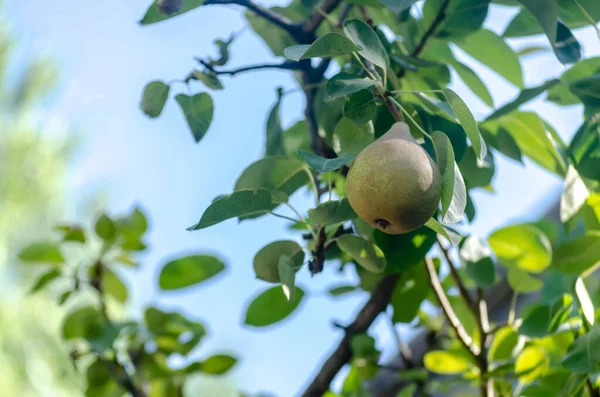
[6,1,600,396]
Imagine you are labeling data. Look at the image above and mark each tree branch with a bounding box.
[300,274,400,397]
[411,0,450,57]
[302,0,344,36]
[194,59,305,77]
[204,0,296,35]
[477,288,492,397]
[424,257,479,359]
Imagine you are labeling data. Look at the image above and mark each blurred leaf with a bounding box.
[159,254,225,290]
[144,307,206,355]
[391,263,428,323]
[253,240,304,283]
[350,333,378,359]
[244,286,305,327]
[192,70,223,90]
[19,242,64,264]
[486,79,560,120]
[85,359,123,397]
[139,0,204,25]
[198,354,238,375]
[520,295,573,337]
[560,165,590,225]
[297,149,354,173]
[208,35,233,67]
[332,117,374,156]
[569,74,600,110]
[116,207,148,238]
[175,92,213,143]
[424,0,490,38]
[515,345,549,382]
[283,120,310,155]
[29,268,61,294]
[374,226,437,273]
[95,214,116,241]
[452,61,494,108]
[459,147,495,190]
[488,224,552,273]
[518,0,558,45]
[455,28,524,88]
[461,236,495,288]
[552,232,600,275]
[62,306,104,340]
[328,285,359,297]
[489,326,519,361]
[424,218,461,246]
[284,33,360,61]
[188,189,276,230]
[553,21,581,64]
[343,19,389,71]
[103,267,128,303]
[432,131,464,223]
[424,350,472,374]
[581,193,600,231]
[141,81,170,118]
[574,277,595,327]
[265,90,284,156]
[567,121,600,182]
[507,268,543,293]
[443,88,487,161]
[343,89,378,124]
[548,57,600,106]
[378,0,418,13]
[55,225,86,243]
[309,199,357,226]
[278,255,296,301]
[336,234,386,273]
[563,324,600,373]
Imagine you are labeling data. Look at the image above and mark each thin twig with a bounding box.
[300,274,400,397]
[97,357,147,397]
[195,59,304,77]
[302,0,343,35]
[411,0,451,57]
[424,257,479,358]
[586,377,600,397]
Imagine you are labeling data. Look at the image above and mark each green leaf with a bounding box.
[343,89,378,125]
[507,268,543,293]
[159,254,225,290]
[414,92,456,121]
[553,21,582,64]
[424,350,472,374]
[116,207,148,238]
[62,306,104,340]
[245,8,296,57]
[569,74,600,109]
[103,268,128,303]
[581,193,600,231]
[297,150,354,173]
[175,92,214,143]
[515,345,549,382]
[55,225,86,243]
[244,286,305,327]
[452,61,494,108]
[234,156,310,201]
[141,81,170,118]
[392,54,440,69]
[518,0,558,46]
[486,79,560,120]
[424,218,461,246]
[574,277,595,327]
[432,130,466,223]
[391,263,428,323]
[198,354,238,375]
[332,117,374,156]
[192,70,223,91]
[443,88,487,161]
[328,285,359,297]
[19,242,64,264]
[560,164,590,225]
[489,326,519,361]
[95,214,116,241]
[459,147,495,190]
[563,324,600,373]
[283,33,360,61]
[325,72,378,99]
[548,57,600,106]
[253,240,304,283]
[278,255,296,301]
[568,121,600,182]
[208,35,233,67]
[520,294,573,337]
[460,235,495,288]
[336,234,386,273]
[488,224,552,273]
[144,307,206,355]
[139,0,204,25]
[283,121,310,156]
[342,19,389,71]
[29,268,61,294]
[378,0,419,13]
[552,232,600,275]
[309,199,357,226]
[374,226,437,273]
[265,91,284,156]
[455,28,524,88]
[424,0,490,38]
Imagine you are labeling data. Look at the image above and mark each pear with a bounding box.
[346,122,442,235]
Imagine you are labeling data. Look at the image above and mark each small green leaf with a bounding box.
[328,285,359,297]
[139,0,204,25]
[29,268,61,294]
[308,199,357,226]
[297,149,354,173]
[391,263,428,323]
[283,33,360,61]
[19,242,64,264]
[414,92,456,121]
[562,324,600,373]
[278,255,296,301]
[265,91,284,156]
[443,88,487,161]
[560,165,590,225]
[198,354,238,375]
[343,19,389,71]
[552,232,600,275]
[432,131,466,223]
[343,89,378,125]
[332,117,374,157]
[208,35,233,67]
[175,92,214,143]
[336,234,386,273]
[325,72,378,99]
[159,254,225,290]
[55,225,86,243]
[424,218,461,246]
[515,345,548,382]
[507,268,543,293]
[574,277,595,327]
[486,79,560,120]
[95,214,116,241]
[103,268,128,303]
[253,240,304,283]
[452,61,494,108]
[489,326,519,361]
[116,207,148,238]
[374,227,437,273]
[488,224,552,273]
[141,81,170,118]
[458,147,495,190]
[424,351,472,374]
[144,307,206,355]
[244,286,305,327]
[192,70,223,90]
[568,121,600,182]
[460,236,495,288]
[188,189,276,230]
[62,306,104,340]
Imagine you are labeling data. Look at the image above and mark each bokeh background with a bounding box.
[1,1,599,396]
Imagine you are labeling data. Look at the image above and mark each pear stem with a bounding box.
[390,97,433,141]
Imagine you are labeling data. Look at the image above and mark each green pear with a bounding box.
[346,122,442,235]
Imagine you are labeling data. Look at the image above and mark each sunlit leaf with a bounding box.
[343,19,389,71]
[488,224,552,273]
[19,242,64,264]
[336,234,386,273]
[424,350,472,374]
[159,254,225,290]
[284,33,360,61]
[253,240,304,283]
[443,88,487,161]
[244,286,305,327]
[552,232,600,276]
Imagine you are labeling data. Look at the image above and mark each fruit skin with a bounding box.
[158,0,183,15]
[346,122,442,235]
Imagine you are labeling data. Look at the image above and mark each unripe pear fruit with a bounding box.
[157,0,183,15]
[346,122,442,235]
